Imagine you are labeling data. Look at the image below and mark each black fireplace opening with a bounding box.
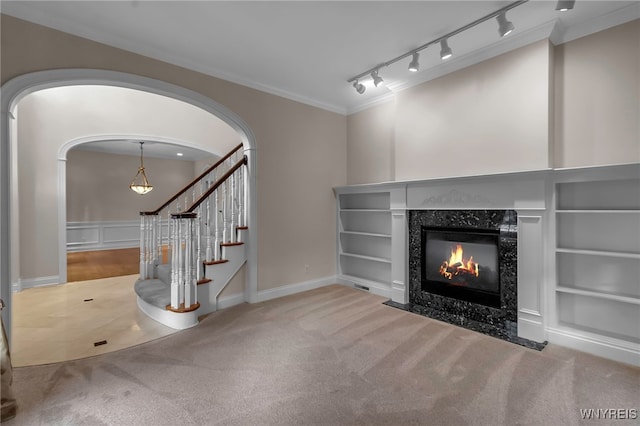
[421,226,501,308]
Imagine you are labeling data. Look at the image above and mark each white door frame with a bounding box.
[0,69,259,341]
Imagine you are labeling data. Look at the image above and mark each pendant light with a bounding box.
[130,141,153,195]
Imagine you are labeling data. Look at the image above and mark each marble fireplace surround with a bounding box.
[401,209,544,348]
[387,170,548,345]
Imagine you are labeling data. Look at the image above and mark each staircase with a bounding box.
[134,143,248,329]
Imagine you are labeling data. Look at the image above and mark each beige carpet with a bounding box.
[5,285,639,425]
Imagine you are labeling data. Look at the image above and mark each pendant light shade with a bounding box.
[130,141,153,195]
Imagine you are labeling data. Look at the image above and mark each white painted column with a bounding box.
[391,187,409,304]
[516,209,547,343]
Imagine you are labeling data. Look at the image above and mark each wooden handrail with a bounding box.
[142,142,244,215]
[187,156,247,213]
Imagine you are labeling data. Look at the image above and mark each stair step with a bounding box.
[237,226,248,230]
[204,259,229,266]
[166,302,200,313]
[134,278,170,309]
[221,242,244,247]
[156,263,171,285]
[197,278,212,285]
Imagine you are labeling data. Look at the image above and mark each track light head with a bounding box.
[408,52,420,72]
[371,70,384,87]
[555,0,575,11]
[496,12,515,37]
[353,80,366,94]
[440,39,453,60]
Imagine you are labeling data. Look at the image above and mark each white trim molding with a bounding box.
[255,276,338,303]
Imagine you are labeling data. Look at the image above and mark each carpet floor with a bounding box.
[5,284,639,425]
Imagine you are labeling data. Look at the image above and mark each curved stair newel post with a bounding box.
[168,212,199,312]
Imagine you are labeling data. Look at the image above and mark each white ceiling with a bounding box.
[73,139,218,163]
[2,1,639,115]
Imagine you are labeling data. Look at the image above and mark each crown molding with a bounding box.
[552,2,640,45]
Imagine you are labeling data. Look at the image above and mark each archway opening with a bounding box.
[1,70,258,364]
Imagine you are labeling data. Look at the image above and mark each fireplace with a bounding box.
[421,226,501,308]
[394,209,546,349]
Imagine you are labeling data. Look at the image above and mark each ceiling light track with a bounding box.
[347,0,531,91]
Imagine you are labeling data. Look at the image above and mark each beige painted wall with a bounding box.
[346,20,639,184]
[346,101,396,184]
[2,15,347,290]
[66,150,196,222]
[554,19,640,167]
[394,40,552,181]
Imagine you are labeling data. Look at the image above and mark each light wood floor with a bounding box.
[12,247,178,367]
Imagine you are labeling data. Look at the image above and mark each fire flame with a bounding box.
[439,244,479,280]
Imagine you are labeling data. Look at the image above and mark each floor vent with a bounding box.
[84,298,94,302]
[354,284,370,292]
[94,340,107,347]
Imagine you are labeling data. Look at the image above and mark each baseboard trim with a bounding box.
[217,292,245,310]
[336,275,392,299]
[254,276,337,303]
[546,327,640,367]
[16,275,60,292]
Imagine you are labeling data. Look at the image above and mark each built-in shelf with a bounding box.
[556,286,640,305]
[340,252,391,264]
[337,191,392,293]
[554,174,640,353]
[556,210,640,214]
[340,208,390,213]
[340,231,391,238]
[556,248,640,259]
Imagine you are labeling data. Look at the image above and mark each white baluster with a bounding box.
[178,218,185,308]
[222,180,229,244]
[205,199,212,262]
[184,218,192,307]
[237,166,245,228]
[195,209,202,283]
[139,216,146,279]
[170,217,179,309]
[230,172,237,243]
[214,188,221,261]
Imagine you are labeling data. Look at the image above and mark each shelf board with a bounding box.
[340,231,391,238]
[340,209,390,213]
[556,248,640,259]
[556,286,640,305]
[340,252,392,264]
[556,209,640,213]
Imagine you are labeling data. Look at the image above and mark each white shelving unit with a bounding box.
[337,192,392,296]
[553,176,640,346]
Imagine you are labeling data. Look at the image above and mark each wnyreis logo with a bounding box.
[580,408,637,420]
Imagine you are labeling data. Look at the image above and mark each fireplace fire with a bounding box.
[422,226,501,308]
[439,244,479,281]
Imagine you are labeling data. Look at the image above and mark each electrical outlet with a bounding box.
[304,264,310,274]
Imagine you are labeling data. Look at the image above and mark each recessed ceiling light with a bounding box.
[177,152,183,157]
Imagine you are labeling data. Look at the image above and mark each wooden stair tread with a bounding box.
[166,302,201,313]
[221,242,244,247]
[204,259,229,266]
[237,226,249,230]
[197,278,212,285]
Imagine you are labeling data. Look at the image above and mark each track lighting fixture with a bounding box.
[347,0,531,91]
[496,12,515,37]
[371,70,384,87]
[408,52,420,72]
[440,39,453,60]
[555,0,575,11]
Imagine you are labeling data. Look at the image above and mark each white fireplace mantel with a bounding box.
[335,163,640,366]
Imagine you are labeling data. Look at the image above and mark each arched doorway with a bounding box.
[0,69,258,344]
